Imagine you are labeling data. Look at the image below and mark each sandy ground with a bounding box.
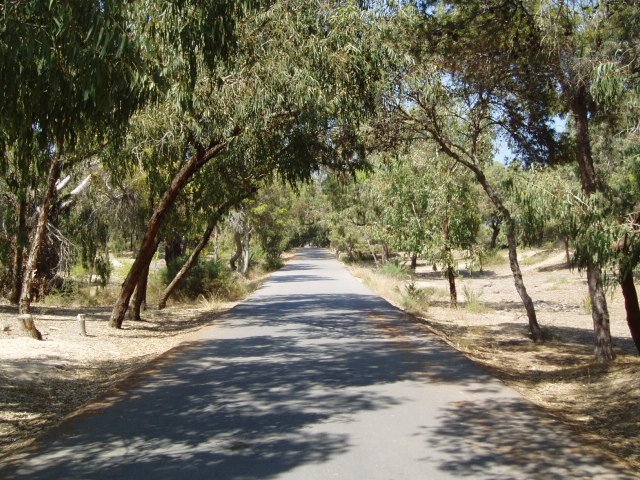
[349,247,640,472]
[0,301,238,459]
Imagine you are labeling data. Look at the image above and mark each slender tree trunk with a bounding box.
[109,141,227,329]
[410,253,418,270]
[19,150,62,316]
[159,225,214,309]
[213,226,220,262]
[571,88,615,361]
[10,197,27,304]
[620,270,640,354]
[241,231,251,275]
[564,237,571,265]
[473,168,542,342]
[490,224,500,249]
[367,239,379,266]
[505,221,542,342]
[381,243,390,263]
[230,231,243,271]
[447,265,457,308]
[429,136,542,342]
[444,213,457,307]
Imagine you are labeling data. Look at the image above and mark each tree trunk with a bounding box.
[470,167,542,342]
[367,239,379,266]
[447,265,457,308]
[410,253,418,270]
[20,314,42,340]
[444,213,457,308]
[505,221,542,342]
[586,265,615,361]
[19,151,62,314]
[490,223,500,249]
[564,237,571,265]
[129,258,152,322]
[159,224,214,309]
[571,87,615,361]
[381,243,390,263]
[9,197,27,305]
[230,231,243,271]
[620,270,640,354]
[109,141,227,329]
[241,231,251,275]
[213,226,220,262]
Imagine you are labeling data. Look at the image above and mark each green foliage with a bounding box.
[379,260,411,280]
[162,256,245,301]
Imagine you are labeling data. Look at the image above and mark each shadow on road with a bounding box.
[3,288,634,479]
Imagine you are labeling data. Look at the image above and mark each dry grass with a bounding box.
[348,249,640,473]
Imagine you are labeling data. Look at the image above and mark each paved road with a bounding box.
[3,248,636,479]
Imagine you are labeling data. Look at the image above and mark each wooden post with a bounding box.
[77,314,87,336]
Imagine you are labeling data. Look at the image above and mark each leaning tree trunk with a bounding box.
[504,221,542,342]
[158,198,243,309]
[19,150,62,317]
[472,168,542,342]
[620,270,640,354]
[571,87,615,361]
[10,197,27,305]
[109,140,227,329]
[431,137,542,342]
[159,224,214,310]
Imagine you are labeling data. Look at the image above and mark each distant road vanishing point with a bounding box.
[2,248,635,479]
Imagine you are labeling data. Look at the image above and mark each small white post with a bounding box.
[77,314,87,336]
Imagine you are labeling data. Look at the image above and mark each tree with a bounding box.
[369,5,545,341]
[107,0,384,328]
[1,1,143,321]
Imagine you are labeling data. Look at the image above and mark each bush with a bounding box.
[379,260,411,280]
[162,257,246,301]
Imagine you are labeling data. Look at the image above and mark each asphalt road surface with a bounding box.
[3,248,636,479]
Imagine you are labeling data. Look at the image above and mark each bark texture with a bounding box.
[9,197,27,304]
[621,271,640,354]
[230,232,243,271]
[571,87,614,361]
[20,314,42,340]
[19,152,62,314]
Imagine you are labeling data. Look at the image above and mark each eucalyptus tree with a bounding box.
[371,145,482,306]
[371,5,545,341]
[1,1,143,318]
[107,0,383,328]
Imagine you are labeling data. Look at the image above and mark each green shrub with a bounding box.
[162,256,240,300]
[379,260,410,280]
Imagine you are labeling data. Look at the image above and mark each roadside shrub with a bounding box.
[162,257,246,300]
[379,260,410,280]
